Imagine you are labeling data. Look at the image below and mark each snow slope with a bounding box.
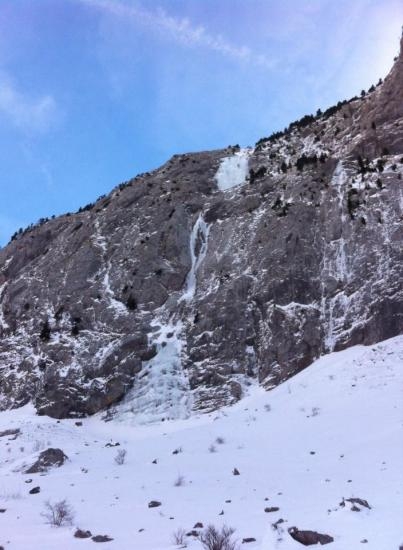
[0,336,402,549]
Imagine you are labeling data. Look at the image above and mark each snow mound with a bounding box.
[215,149,250,190]
[0,336,402,549]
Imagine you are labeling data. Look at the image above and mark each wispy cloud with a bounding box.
[21,142,55,191]
[0,71,57,133]
[80,0,275,69]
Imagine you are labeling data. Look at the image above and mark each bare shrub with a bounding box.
[264,404,271,412]
[216,436,225,445]
[174,474,186,487]
[208,444,217,453]
[311,407,320,417]
[42,499,74,526]
[172,527,187,546]
[200,525,238,550]
[114,449,127,465]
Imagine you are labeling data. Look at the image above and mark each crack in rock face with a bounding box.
[0,39,403,419]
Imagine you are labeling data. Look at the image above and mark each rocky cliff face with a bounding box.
[1,37,403,419]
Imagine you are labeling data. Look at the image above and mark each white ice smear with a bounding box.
[0,282,9,330]
[215,148,250,190]
[321,161,351,352]
[179,214,210,302]
[116,320,192,425]
[115,215,211,424]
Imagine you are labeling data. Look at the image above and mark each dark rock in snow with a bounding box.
[148,500,161,508]
[74,529,92,539]
[92,534,114,542]
[29,486,40,494]
[186,530,199,537]
[242,538,257,543]
[288,527,334,545]
[25,448,67,473]
[0,428,20,438]
[265,506,280,513]
[340,497,371,510]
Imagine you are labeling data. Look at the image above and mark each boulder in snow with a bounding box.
[340,497,371,511]
[148,500,161,508]
[0,428,20,438]
[265,506,280,513]
[74,529,92,539]
[92,534,113,542]
[25,448,68,474]
[288,526,334,545]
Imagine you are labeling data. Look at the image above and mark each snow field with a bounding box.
[0,336,402,549]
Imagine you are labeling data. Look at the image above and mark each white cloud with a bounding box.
[0,71,57,133]
[80,0,276,69]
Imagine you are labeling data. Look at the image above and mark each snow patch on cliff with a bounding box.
[215,149,250,190]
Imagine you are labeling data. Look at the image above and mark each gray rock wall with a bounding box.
[0,38,402,419]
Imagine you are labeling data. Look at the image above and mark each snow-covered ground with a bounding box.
[0,336,402,549]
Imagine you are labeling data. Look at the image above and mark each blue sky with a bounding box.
[0,0,402,246]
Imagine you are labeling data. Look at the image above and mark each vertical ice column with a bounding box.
[180,214,210,303]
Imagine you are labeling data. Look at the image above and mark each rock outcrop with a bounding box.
[0,36,402,419]
[288,527,334,546]
[25,448,68,473]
